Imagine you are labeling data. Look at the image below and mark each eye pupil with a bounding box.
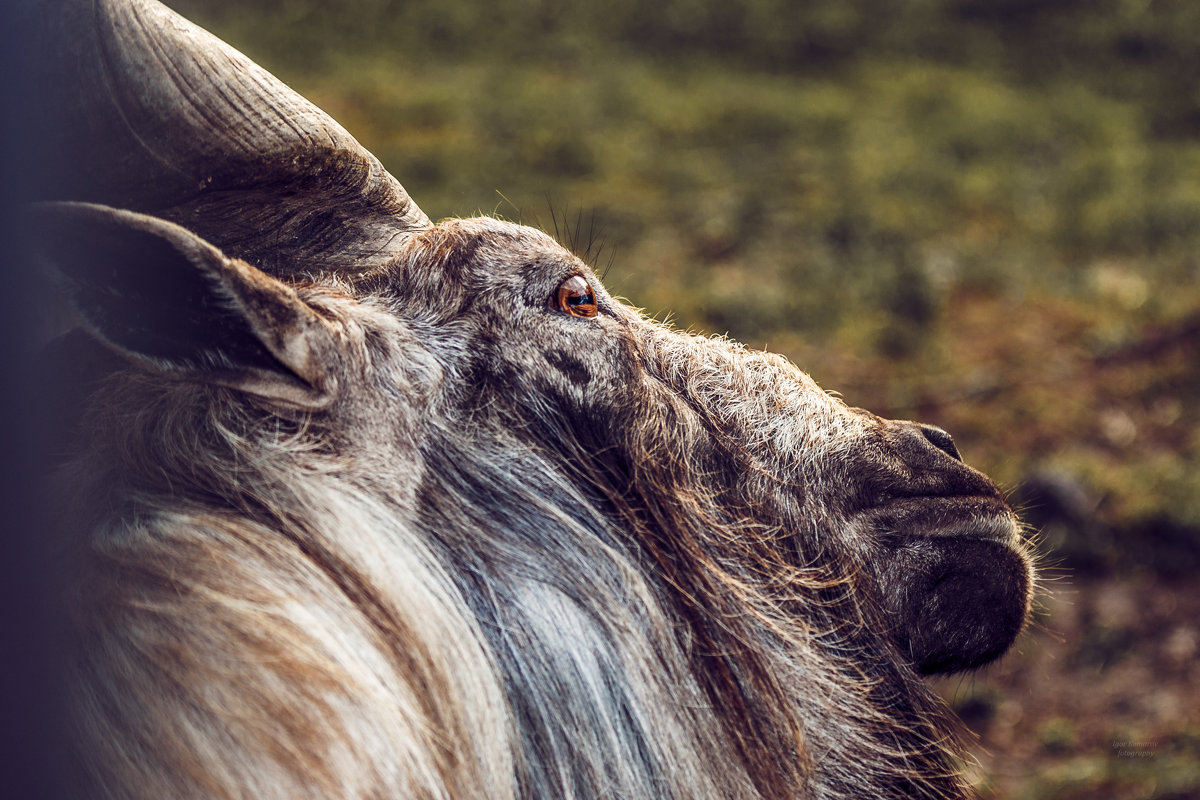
[554,275,598,318]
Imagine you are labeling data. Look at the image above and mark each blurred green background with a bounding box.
[168,1,1199,796]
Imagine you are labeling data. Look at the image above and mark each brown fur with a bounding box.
[28,3,1035,797]
[41,213,1033,799]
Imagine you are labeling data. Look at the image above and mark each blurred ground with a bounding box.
[936,572,1200,799]
[167,2,1200,795]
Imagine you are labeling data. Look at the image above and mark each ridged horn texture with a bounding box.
[27,0,430,279]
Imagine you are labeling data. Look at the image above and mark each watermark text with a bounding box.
[1111,739,1158,759]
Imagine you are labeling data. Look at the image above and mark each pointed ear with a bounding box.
[31,202,339,409]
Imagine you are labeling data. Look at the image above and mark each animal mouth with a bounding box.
[862,493,1021,547]
[859,496,1033,675]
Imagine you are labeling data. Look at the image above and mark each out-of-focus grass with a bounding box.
[938,572,1200,800]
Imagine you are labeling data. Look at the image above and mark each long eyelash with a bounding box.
[546,199,616,279]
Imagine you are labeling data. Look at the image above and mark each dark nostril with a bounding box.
[920,425,962,462]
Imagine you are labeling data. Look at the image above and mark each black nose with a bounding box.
[919,425,962,461]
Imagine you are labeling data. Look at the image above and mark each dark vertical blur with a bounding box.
[0,4,71,799]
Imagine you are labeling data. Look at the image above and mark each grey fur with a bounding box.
[31,3,1035,799]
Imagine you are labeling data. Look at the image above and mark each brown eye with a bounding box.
[553,275,598,318]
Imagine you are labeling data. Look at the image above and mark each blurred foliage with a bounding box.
[938,572,1200,800]
[165,0,1200,560]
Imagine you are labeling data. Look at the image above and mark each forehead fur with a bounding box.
[384,218,581,306]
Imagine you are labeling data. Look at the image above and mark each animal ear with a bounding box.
[32,202,339,409]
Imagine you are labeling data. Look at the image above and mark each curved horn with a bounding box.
[28,0,430,278]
